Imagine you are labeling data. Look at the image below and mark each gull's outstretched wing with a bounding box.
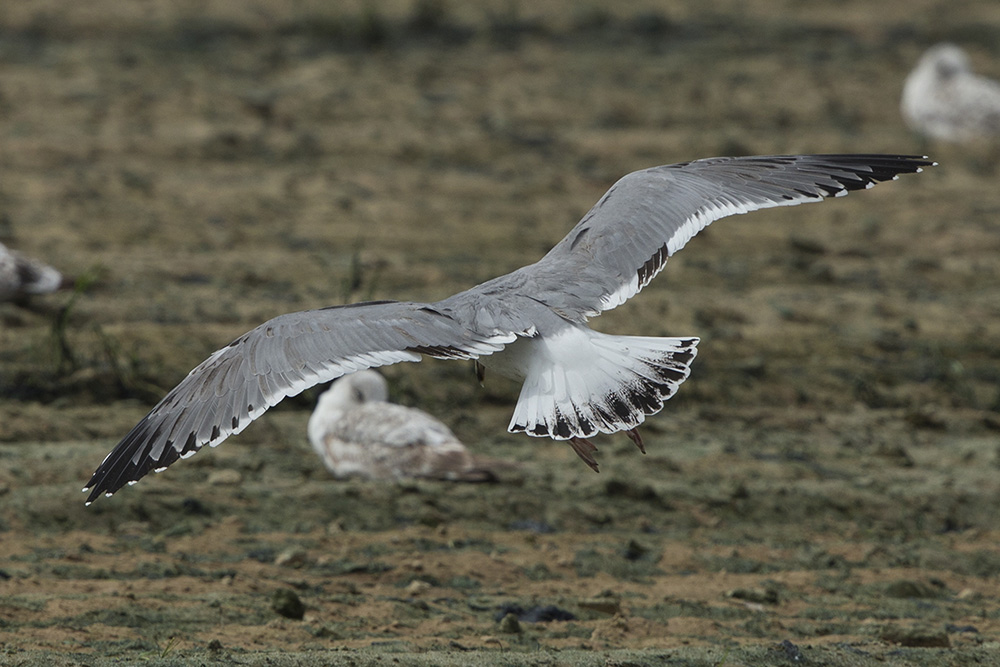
[528,154,933,319]
[85,154,933,504]
[83,301,512,504]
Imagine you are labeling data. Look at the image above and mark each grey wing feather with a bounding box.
[83,300,512,503]
[528,154,933,319]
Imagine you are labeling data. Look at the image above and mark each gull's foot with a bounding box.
[625,428,645,454]
[568,437,599,472]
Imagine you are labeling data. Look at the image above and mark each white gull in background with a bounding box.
[0,241,70,302]
[309,370,507,482]
[901,43,1000,141]
[83,154,932,504]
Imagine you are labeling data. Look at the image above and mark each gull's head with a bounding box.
[321,369,390,411]
[922,43,971,81]
[308,370,390,449]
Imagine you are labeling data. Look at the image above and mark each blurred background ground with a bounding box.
[1,1,999,665]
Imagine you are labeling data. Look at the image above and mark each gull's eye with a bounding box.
[353,389,365,402]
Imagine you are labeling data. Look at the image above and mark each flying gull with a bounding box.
[901,43,1000,141]
[309,369,509,482]
[0,241,71,302]
[83,154,932,504]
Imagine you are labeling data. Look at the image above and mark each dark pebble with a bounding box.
[271,588,305,620]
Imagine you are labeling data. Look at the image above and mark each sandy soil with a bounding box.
[2,1,1000,665]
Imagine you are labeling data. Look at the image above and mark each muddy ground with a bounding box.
[2,1,1000,665]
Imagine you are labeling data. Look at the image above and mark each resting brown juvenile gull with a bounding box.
[308,370,504,482]
[901,43,1000,141]
[83,154,932,504]
[0,241,70,302]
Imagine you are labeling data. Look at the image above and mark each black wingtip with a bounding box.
[82,413,187,505]
[794,154,934,196]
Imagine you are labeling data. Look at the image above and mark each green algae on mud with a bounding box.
[6,646,1000,667]
[2,424,998,662]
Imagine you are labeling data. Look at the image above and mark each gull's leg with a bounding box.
[568,437,599,472]
[625,428,645,454]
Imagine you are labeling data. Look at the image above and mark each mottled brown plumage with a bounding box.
[902,43,1000,141]
[308,370,512,482]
